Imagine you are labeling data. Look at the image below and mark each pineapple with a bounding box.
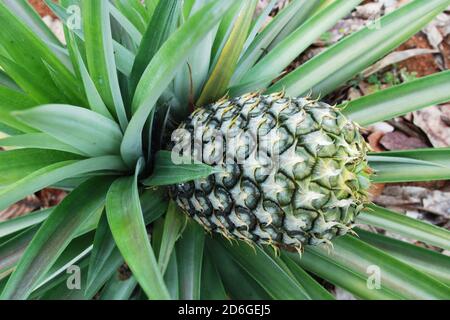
[0,0,449,301]
[171,92,370,250]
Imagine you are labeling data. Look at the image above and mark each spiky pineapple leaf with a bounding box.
[232,0,315,85]
[44,0,136,78]
[0,55,64,104]
[0,149,82,187]
[294,235,450,299]
[200,251,228,300]
[2,0,61,47]
[212,238,310,300]
[113,0,148,34]
[197,0,257,105]
[269,0,450,96]
[0,133,85,155]
[356,228,450,285]
[280,254,335,300]
[0,209,51,239]
[106,160,170,300]
[14,105,123,157]
[0,227,36,281]
[0,69,20,91]
[37,232,94,286]
[31,258,90,300]
[86,214,119,294]
[342,70,450,125]
[0,155,127,211]
[311,9,445,98]
[164,251,179,299]
[122,0,235,166]
[85,189,168,298]
[357,204,450,251]
[67,33,113,120]
[286,244,402,300]
[82,0,128,130]
[109,3,143,45]
[130,0,182,93]
[176,221,205,300]
[0,1,79,102]
[156,201,185,275]
[142,151,221,186]
[206,239,271,300]
[234,0,361,95]
[0,177,114,300]
[99,272,138,300]
[369,148,450,183]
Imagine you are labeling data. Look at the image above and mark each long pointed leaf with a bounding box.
[106,161,170,300]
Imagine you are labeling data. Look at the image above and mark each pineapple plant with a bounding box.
[0,0,449,300]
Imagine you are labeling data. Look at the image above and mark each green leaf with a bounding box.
[0,55,64,104]
[292,235,450,299]
[206,238,271,300]
[201,251,228,300]
[357,204,450,251]
[31,258,90,300]
[0,69,20,91]
[356,228,450,285]
[280,254,335,300]
[142,151,221,186]
[106,160,170,300]
[266,0,324,51]
[0,148,82,187]
[82,0,128,130]
[0,133,85,155]
[232,0,305,85]
[0,155,127,211]
[113,0,148,34]
[174,0,218,110]
[0,227,37,280]
[242,0,277,54]
[66,33,113,120]
[44,0,135,78]
[14,104,123,157]
[286,246,402,300]
[130,0,182,93]
[0,1,79,102]
[213,238,310,300]
[2,0,61,47]
[86,214,118,293]
[157,201,185,274]
[176,221,205,300]
[0,208,51,238]
[85,189,168,297]
[368,148,450,183]
[121,0,236,166]
[109,3,143,45]
[164,250,179,299]
[310,8,445,98]
[342,70,450,126]
[197,0,257,105]
[100,272,138,300]
[234,0,361,95]
[0,176,114,300]
[269,0,450,96]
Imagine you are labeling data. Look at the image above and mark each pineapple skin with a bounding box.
[170,92,371,251]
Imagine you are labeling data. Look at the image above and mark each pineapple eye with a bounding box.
[240,179,261,210]
[220,163,240,188]
[193,191,213,217]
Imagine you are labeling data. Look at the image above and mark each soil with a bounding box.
[28,0,56,18]
[397,34,441,77]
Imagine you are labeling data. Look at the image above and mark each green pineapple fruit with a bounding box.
[170,92,371,251]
